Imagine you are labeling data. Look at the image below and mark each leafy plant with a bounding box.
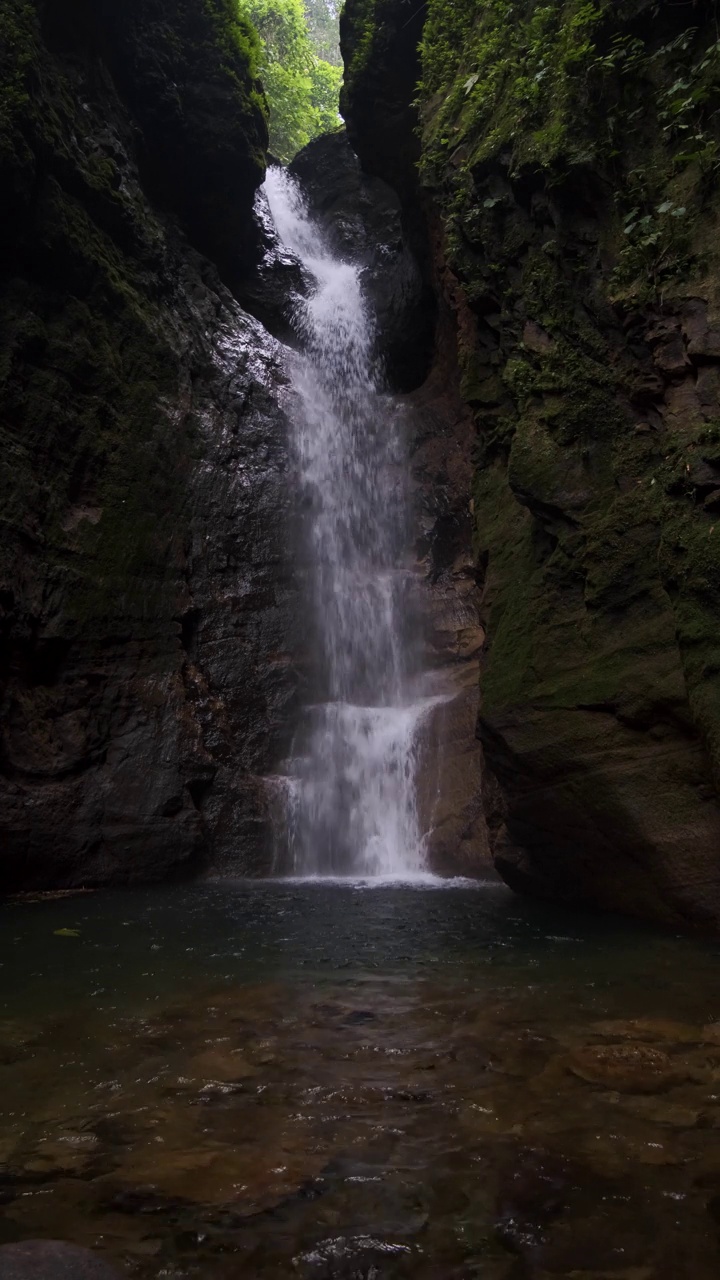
[238,0,342,160]
[613,199,693,295]
[303,0,342,66]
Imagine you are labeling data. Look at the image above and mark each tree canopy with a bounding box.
[304,0,342,66]
[239,0,342,162]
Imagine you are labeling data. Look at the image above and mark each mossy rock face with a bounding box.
[0,1,295,887]
[339,0,429,265]
[96,0,268,287]
[342,0,720,928]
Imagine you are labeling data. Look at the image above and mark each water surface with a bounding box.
[0,880,719,1277]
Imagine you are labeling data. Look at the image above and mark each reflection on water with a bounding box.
[0,880,719,1277]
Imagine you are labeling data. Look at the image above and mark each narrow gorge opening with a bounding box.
[265,168,441,879]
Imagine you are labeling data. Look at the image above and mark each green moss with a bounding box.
[402,0,720,782]
[340,0,380,98]
[0,0,37,202]
[205,0,262,73]
[0,0,35,140]
[419,1,719,298]
[203,0,268,134]
[419,0,616,181]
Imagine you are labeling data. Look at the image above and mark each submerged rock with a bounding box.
[591,1018,702,1045]
[494,1148,571,1254]
[187,1047,258,1084]
[0,1241,121,1279]
[566,1043,686,1093]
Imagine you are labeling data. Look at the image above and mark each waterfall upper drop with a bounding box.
[265,166,434,878]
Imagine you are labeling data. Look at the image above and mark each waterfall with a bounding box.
[265,167,435,878]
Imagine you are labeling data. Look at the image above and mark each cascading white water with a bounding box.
[265,167,434,878]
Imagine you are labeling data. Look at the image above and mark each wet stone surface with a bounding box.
[0,879,719,1277]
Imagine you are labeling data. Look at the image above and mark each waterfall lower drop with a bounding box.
[265,167,435,879]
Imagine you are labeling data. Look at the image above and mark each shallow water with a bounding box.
[0,880,719,1278]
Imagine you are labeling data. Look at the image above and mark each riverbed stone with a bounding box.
[104,1140,327,1216]
[566,1044,686,1093]
[0,1241,122,1279]
[591,1018,703,1045]
[22,1131,100,1178]
[0,1031,35,1068]
[187,1047,257,1083]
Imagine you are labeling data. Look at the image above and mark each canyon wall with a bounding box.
[341,0,720,928]
[0,0,479,891]
[5,0,720,921]
[0,0,298,887]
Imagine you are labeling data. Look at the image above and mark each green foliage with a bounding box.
[239,0,341,160]
[419,0,612,174]
[309,56,343,131]
[612,197,694,297]
[204,0,263,77]
[0,0,36,170]
[645,28,720,172]
[304,0,342,66]
[606,26,720,298]
[420,0,720,184]
[418,0,720,302]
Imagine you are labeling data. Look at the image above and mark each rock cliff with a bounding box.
[341,0,720,927]
[0,0,297,887]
